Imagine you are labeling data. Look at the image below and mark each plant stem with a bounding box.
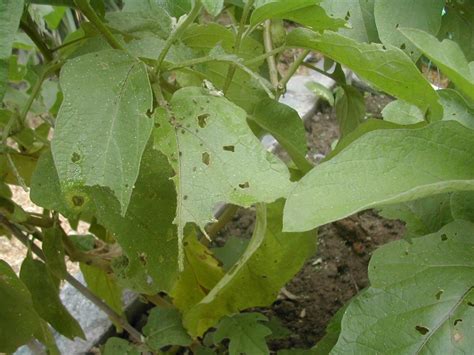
[0,215,143,344]
[243,46,285,67]
[154,0,203,77]
[20,14,54,62]
[276,49,310,99]
[74,0,125,51]
[205,204,239,240]
[263,20,279,88]
[302,62,338,82]
[222,0,255,94]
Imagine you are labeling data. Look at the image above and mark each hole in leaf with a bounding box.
[400,43,406,50]
[154,121,161,128]
[202,152,210,165]
[395,23,399,28]
[441,233,448,241]
[146,108,154,118]
[415,325,429,335]
[197,113,210,128]
[454,319,462,326]
[435,290,444,300]
[183,195,188,200]
[72,195,84,207]
[139,252,147,266]
[382,45,387,50]
[71,152,81,163]
[239,182,250,189]
[467,301,474,307]
[223,145,235,152]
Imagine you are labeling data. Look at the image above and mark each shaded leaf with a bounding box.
[202,0,224,16]
[43,226,68,278]
[212,235,249,271]
[143,308,192,350]
[400,28,474,102]
[381,99,425,125]
[333,221,474,354]
[305,81,334,106]
[287,28,443,120]
[284,121,474,232]
[334,85,365,136]
[52,49,154,215]
[103,337,141,355]
[214,313,271,355]
[439,89,474,130]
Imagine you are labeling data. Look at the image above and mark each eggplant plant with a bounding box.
[0,0,473,353]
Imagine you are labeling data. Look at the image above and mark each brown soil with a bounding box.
[217,93,405,350]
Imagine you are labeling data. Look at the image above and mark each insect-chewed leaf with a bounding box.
[154,87,293,268]
[52,49,154,215]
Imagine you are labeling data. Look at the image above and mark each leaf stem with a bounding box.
[20,14,54,62]
[222,0,255,94]
[243,46,285,67]
[205,204,239,241]
[263,20,279,88]
[277,49,310,99]
[153,0,203,76]
[302,62,338,81]
[74,0,125,51]
[0,215,143,344]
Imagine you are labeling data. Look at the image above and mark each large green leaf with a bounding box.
[284,121,474,232]
[334,84,365,136]
[20,254,85,340]
[52,49,154,215]
[333,221,474,354]
[143,308,192,351]
[287,28,442,120]
[320,0,378,43]
[251,0,319,26]
[400,28,474,102]
[0,0,24,101]
[182,200,315,336]
[439,89,474,130]
[374,0,444,60]
[154,87,292,268]
[43,226,68,279]
[250,98,312,172]
[214,313,272,355]
[0,260,42,353]
[381,99,425,125]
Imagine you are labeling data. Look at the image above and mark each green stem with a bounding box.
[20,14,54,62]
[154,0,203,77]
[277,49,310,99]
[302,61,338,82]
[74,0,125,50]
[222,0,255,94]
[205,204,239,241]
[51,36,86,52]
[263,20,279,88]
[244,46,285,67]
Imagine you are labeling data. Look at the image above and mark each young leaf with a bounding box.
[374,0,445,60]
[202,0,224,17]
[333,220,474,354]
[284,121,474,232]
[20,254,85,340]
[439,89,474,130]
[381,99,425,125]
[0,0,24,101]
[103,337,141,355]
[154,87,293,268]
[182,200,315,336]
[143,308,192,351]
[0,260,42,353]
[214,313,272,355]
[52,49,154,215]
[320,0,378,43]
[400,28,474,102]
[250,98,312,172]
[334,85,366,136]
[287,28,443,120]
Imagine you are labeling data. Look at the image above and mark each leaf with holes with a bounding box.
[333,220,474,354]
[52,49,154,215]
[154,87,293,268]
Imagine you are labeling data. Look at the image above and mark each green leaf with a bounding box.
[439,0,474,62]
[400,28,474,102]
[202,0,224,16]
[43,226,68,278]
[305,81,334,106]
[143,308,192,351]
[20,254,85,340]
[214,313,271,355]
[182,200,315,336]
[103,337,141,355]
[154,87,293,268]
[439,89,474,130]
[123,0,191,18]
[250,98,312,172]
[171,233,225,312]
[0,260,42,353]
[251,0,317,25]
[320,0,378,43]
[451,191,474,223]
[334,85,365,136]
[43,6,67,29]
[374,0,444,60]
[212,235,249,271]
[93,147,179,294]
[333,220,474,354]
[381,99,425,125]
[80,263,123,315]
[284,121,474,232]
[287,28,443,120]
[0,0,24,101]
[52,49,154,215]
